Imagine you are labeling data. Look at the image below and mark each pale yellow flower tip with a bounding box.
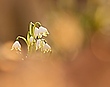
[11,41,21,51]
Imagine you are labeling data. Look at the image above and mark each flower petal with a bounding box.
[42,43,51,53]
[29,36,34,43]
[11,41,21,51]
[34,27,39,38]
[38,26,49,37]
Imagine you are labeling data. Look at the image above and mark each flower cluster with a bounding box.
[11,22,51,54]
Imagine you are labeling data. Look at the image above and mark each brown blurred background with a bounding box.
[0,0,110,87]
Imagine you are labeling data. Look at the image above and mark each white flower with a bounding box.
[36,39,41,50]
[34,27,39,38]
[38,26,49,37]
[36,39,51,52]
[29,36,34,43]
[11,41,21,51]
[42,43,51,53]
[34,26,49,38]
[36,39,51,53]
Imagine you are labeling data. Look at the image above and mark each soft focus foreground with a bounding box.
[0,0,110,87]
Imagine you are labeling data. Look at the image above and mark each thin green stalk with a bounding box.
[16,36,28,45]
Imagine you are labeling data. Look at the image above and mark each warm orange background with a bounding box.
[0,0,110,87]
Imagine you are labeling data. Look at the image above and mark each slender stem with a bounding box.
[28,42,36,54]
[16,36,28,45]
[29,22,34,36]
[16,36,31,53]
[35,22,41,28]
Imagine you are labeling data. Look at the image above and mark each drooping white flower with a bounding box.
[38,26,49,37]
[11,41,21,51]
[36,39,51,53]
[42,43,51,53]
[29,36,34,43]
[34,27,39,38]
[36,39,41,50]
[36,39,47,51]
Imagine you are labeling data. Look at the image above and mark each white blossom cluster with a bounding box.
[11,22,51,54]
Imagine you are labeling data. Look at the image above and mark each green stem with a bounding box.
[35,22,41,28]
[16,36,28,45]
[28,42,36,54]
[16,36,31,53]
[29,22,34,37]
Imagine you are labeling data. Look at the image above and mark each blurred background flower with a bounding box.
[0,0,110,87]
